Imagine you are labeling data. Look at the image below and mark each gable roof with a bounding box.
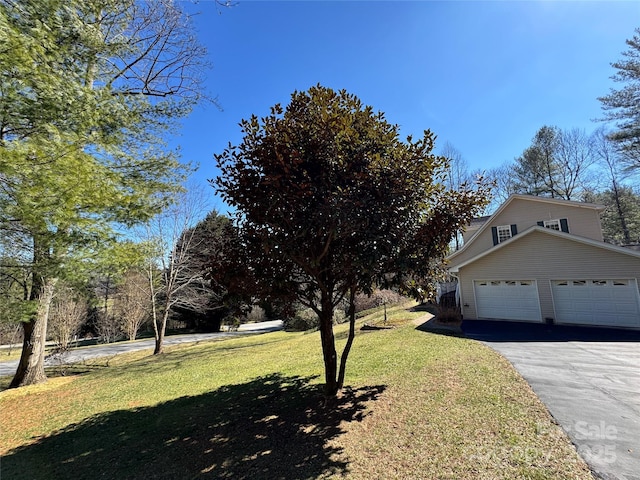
[448,225,640,273]
[448,194,605,261]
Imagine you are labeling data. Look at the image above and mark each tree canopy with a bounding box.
[599,27,640,171]
[213,85,490,396]
[0,0,206,387]
[510,126,593,201]
[171,210,232,332]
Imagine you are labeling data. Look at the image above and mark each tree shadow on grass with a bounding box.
[2,374,385,480]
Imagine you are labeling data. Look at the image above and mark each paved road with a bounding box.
[464,320,640,480]
[0,320,283,378]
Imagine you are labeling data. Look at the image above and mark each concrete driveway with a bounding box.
[463,320,640,480]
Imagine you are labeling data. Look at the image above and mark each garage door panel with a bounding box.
[552,279,640,327]
[474,280,542,322]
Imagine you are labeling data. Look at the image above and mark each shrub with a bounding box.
[95,312,122,344]
[283,308,318,331]
[245,305,266,323]
[354,289,406,313]
[436,307,462,324]
[284,307,349,331]
[223,316,241,331]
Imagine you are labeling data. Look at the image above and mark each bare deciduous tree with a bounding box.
[95,310,122,344]
[144,185,212,354]
[555,128,595,200]
[440,142,474,190]
[113,269,151,341]
[104,0,209,102]
[440,142,478,249]
[485,161,519,212]
[48,285,87,351]
[592,127,638,244]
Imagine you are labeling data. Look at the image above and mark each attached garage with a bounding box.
[447,196,640,329]
[551,279,640,328]
[474,280,542,322]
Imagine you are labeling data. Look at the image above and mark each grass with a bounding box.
[0,330,184,363]
[0,303,593,479]
[0,345,25,362]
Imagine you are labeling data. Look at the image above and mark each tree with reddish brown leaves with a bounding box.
[212,85,490,397]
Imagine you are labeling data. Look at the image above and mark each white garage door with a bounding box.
[474,280,542,322]
[551,279,640,327]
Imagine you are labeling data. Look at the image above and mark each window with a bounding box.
[544,219,561,230]
[491,224,517,245]
[496,225,512,243]
[538,218,569,232]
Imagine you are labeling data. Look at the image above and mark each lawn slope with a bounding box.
[0,304,593,479]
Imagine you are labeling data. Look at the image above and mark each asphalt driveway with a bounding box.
[0,320,284,378]
[463,320,640,480]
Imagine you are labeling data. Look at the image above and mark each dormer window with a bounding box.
[544,219,561,231]
[491,224,518,245]
[497,225,513,243]
[537,218,569,233]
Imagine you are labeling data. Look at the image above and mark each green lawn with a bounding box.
[0,345,25,362]
[0,304,593,479]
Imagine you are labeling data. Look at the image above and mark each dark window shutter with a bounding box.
[560,218,569,233]
[510,224,518,236]
[491,226,498,245]
[537,221,544,227]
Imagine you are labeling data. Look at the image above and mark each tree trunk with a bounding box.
[319,291,338,397]
[613,182,631,244]
[154,334,164,355]
[337,286,357,390]
[148,259,164,355]
[10,277,57,388]
[153,304,170,355]
[153,320,166,355]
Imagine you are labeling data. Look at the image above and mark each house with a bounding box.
[446,194,640,328]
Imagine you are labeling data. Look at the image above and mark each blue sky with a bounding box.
[174,1,640,207]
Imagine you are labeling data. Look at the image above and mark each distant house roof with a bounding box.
[468,215,491,228]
